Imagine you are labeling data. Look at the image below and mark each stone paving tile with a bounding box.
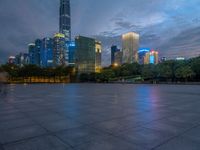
[114,127,175,149]
[3,135,72,150]
[0,118,36,130]
[74,136,145,150]
[153,136,200,150]
[181,126,200,143]
[40,119,84,132]
[0,125,47,144]
[55,126,111,147]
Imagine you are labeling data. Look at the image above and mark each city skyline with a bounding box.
[0,0,200,65]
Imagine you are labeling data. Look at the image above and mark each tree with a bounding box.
[141,64,156,80]
[175,66,195,81]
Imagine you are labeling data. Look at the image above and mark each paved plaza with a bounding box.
[0,84,200,150]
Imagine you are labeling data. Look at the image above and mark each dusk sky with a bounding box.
[0,0,200,65]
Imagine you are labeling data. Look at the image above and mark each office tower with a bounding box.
[34,39,42,66]
[28,43,36,65]
[66,41,76,66]
[114,51,123,66]
[144,50,159,64]
[95,41,102,73]
[40,38,53,67]
[15,53,29,67]
[60,0,71,40]
[75,36,102,73]
[122,32,139,64]
[138,48,150,64]
[53,33,66,66]
[111,45,120,65]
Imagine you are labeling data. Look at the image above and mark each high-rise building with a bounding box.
[28,43,36,65]
[59,0,71,41]
[144,50,159,65]
[53,33,66,66]
[138,48,150,64]
[34,39,42,66]
[40,38,53,67]
[95,41,102,73]
[15,53,29,67]
[75,36,102,73]
[111,45,120,65]
[122,32,139,64]
[66,41,76,66]
[114,51,123,66]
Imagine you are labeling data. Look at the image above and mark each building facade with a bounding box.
[138,48,150,64]
[34,39,42,66]
[114,51,123,66]
[75,36,102,73]
[53,33,67,66]
[66,41,76,66]
[122,32,139,64]
[28,43,36,65]
[144,50,159,65]
[40,38,53,67]
[111,45,120,65]
[59,0,71,41]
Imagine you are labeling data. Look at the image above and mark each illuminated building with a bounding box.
[15,53,29,66]
[138,48,150,64]
[40,38,53,67]
[111,45,120,65]
[114,51,123,66]
[34,39,42,66]
[122,32,139,63]
[95,41,102,73]
[60,0,71,40]
[53,33,66,66]
[75,36,102,73]
[28,43,36,65]
[8,56,15,64]
[144,50,159,64]
[66,41,76,66]
[176,57,185,61]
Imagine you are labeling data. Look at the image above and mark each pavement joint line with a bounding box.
[150,123,200,150]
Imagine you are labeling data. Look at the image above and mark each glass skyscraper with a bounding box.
[60,0,71,41]
[75,36,102,73]
[111,45,120,65]
[40,38,53,67]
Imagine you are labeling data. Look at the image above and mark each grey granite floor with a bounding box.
[0,84,200,150]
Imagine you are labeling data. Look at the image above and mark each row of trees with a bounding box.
[1,56,200,83]
[0,64,75,79]
[79,56,200,83]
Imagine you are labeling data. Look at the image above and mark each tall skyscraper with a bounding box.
[66,41,76,66]
[53,33,66,66]
[111,45,120,65]
[75,36,102,73]
[60,0,71,41]
[122,32,139,64]
[34,39,42,66]
[28,43,36,65]
[40,38,53,67]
